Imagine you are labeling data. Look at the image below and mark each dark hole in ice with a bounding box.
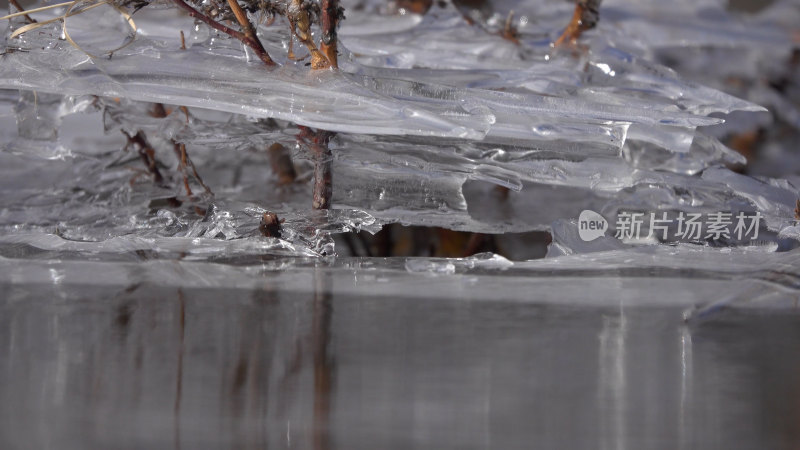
[333,223,550,260]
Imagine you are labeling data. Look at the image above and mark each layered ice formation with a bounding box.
[1,0,799,275]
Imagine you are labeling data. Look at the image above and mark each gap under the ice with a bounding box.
[333,223,551,260]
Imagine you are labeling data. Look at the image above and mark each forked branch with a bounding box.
[171,0,275,66]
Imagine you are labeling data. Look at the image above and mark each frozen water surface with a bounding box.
[2,0,800,447]
[1,254,800,448]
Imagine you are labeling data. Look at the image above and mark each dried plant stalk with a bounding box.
[312,150,333,210]
[500,10,520,45]
[555,0,601,46]
[268,143,297,185]
[318,0,342,68]
[9,0,37,24]
[226,0,273,64]
[150,103,213,197]
[123,130,165,185]
[297,127,334,210]
[172,0,275,65]
[287,0,329,69]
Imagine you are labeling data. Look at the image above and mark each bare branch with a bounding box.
[555,0,601,46]
[287,0,329,69]
[226,0,274,65]
[297,126,334,210]
[319,0,342,68]
[9,0,36,25]
[172,0,275,66]
[122,130,165,185]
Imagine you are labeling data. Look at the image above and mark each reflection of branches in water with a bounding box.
[221,291,281,446]
[174,289,185,450]
[312,270,334,450]
[275,332,305,419]
[99,282,335,448]
[272,273,335,449]
[93,284,148,424]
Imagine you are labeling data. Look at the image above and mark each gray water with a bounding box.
[1,281,799,449]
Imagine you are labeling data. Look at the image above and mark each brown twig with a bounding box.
[180,143,213,195]
[9,0,36,25]
[122,130,165,185]
[172,142,209,199]
[174,143,194,197]
[172,0,275,66]
[268,142,297,185]
[297,126,335,210]
[287,0,329,69]
[500,10,520,45]
[150,103,213,197]
[319,0,342,69]
[226,0,274,65]
[554,0,601,46]
[150,104,211,198]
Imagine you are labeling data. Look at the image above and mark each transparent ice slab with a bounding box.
[2,3,800,448]
[0,3,763,151]
[1,243,798,309]
[0,0,797,259]
[1,91,797,245]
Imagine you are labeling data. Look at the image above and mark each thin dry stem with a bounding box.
[268,142,297,185]
[9,0,37,24]
[297,126,334,210]
[150,103,213,197]
[554,0,601,46]
[172,0,275,66]
[319,0,341,68]
[122,130,165,185]
[183,144,213,195]
[500,10,520,45]
[288,0,329,69]
[226,0,274,65]
[554,5,583,46]
[175,143,194,196]
[172,142,213,198]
